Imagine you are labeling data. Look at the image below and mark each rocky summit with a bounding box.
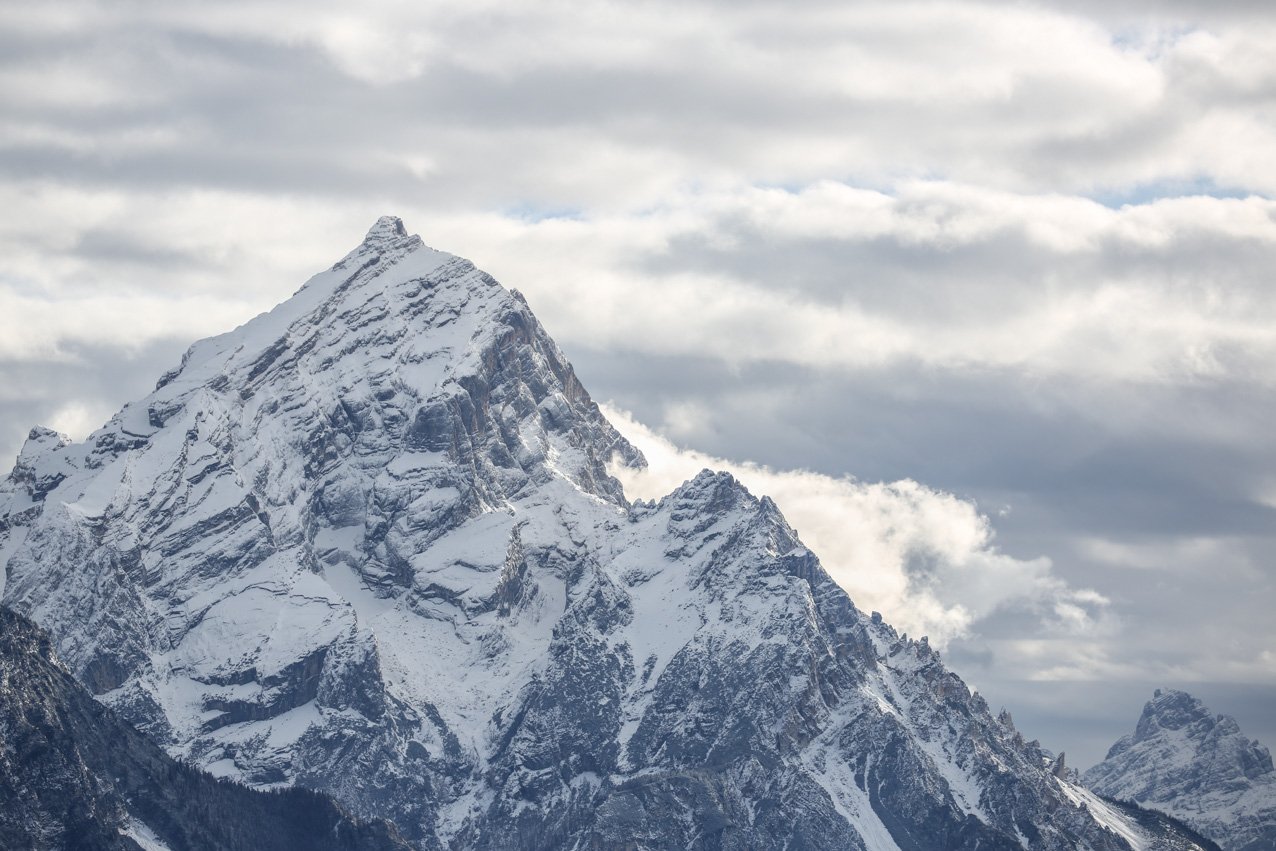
[1085,689,1276,851]
[0,217,1219,850]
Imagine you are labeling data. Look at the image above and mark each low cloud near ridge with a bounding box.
[604,404,1110,650]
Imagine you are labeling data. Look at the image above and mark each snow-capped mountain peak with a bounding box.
[1086,689,1276,851]
[0,218,1215,850]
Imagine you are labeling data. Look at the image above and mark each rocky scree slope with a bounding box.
[1085,689,1276,851]
[0,605,411,851]
[0,217,1217,850]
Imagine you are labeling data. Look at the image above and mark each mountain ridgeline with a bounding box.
[0,217,1221,849]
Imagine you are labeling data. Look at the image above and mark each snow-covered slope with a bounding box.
[0,217,1214,850]
[0,605,411,851]
[1085,690,1276,851]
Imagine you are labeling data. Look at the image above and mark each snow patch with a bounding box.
[1059,780,1149,851]
[121,817,172,851]
[805,740,904,851]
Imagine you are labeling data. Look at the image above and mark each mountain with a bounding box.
[1085,689,1276,851]
[0,604,411,851]
[0,216,1215,850]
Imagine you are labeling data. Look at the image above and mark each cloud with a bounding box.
[130,1,1272,197]
[424,182,1276,385]
[603,404,1108,648]
[0,184,392,361]
[1010,636,1276,684]
[1078,534,1261,574]
[5,0,1276,206]
[4,179,1275,384]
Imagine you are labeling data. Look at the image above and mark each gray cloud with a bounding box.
[0,339,190,465]
[5,1,1276,202]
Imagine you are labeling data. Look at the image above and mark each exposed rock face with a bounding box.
[1085,689,1276,851]
[0,605,411,851]
[0,217,1216,850]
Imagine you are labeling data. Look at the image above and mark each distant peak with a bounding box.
[1135,688,1211,736]
[1147,688,1202,712]
[364,215,409,244]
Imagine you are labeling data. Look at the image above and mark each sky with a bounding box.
[2,0,1274,767]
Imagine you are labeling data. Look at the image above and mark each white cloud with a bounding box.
[45,401,112,442]
[0,184,393,360]
[1078,535,1260,578]
[5,175,1273,391]
[1014,638,1276,683]
[603,404,1108,648]
[423,183,1276,385]
[0,289,259,362]
[6,0,1276,197]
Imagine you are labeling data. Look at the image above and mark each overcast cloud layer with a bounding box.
[2,0,1274,765]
